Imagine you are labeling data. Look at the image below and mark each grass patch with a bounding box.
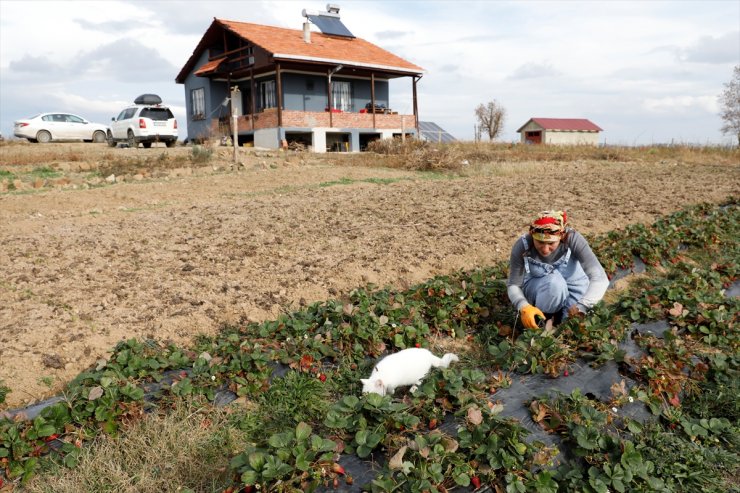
[233,371,333,440]
[0,380,8,405]
[318,176,406,187]
[190,145,213,164]
[319,177,355,187]
[342,140,740,172]
[27,166,61,179]
[24,399,243,493]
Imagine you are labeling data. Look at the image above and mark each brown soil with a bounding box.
[1,142,738,409]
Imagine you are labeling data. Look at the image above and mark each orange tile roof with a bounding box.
[193,57,225,76]
[219,19,424,74]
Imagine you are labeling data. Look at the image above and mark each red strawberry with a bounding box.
[319,373,327,382]
[428,418,438,430]
[471,476,481,489]
[669,394,680,407]
[332,463,345,475]
[415,343,421,348]
[563,369,569,377]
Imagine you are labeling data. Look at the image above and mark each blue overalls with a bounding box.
[520,235,589,320]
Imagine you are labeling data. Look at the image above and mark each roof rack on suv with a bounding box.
[134,94,162,105]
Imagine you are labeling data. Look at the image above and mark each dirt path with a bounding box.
[1,144,738,408]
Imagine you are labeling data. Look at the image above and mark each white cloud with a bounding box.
[508,62,561,80]
[643,95,719,114]
[679,31,740,64]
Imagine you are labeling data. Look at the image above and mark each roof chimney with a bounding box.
[303,20,311,43]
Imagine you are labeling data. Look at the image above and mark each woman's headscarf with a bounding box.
[529,210,567,242]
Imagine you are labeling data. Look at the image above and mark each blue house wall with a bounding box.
[259,73,390,113]
[182,51,230,141]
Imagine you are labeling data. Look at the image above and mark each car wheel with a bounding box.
[92,130,106,143]
[142,142,152,149]
[166,140,176,148]
[36,130,52,143]
[127,130,137,148]
[107,132,117,147]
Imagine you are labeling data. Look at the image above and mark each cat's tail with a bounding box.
[432,353,459,368]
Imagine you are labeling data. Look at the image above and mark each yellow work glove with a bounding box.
[520,304,545,329]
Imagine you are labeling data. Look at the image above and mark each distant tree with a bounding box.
[718,65,740,146]
[474,100,506,141]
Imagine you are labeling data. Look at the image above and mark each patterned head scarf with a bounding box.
[529,210,567,242]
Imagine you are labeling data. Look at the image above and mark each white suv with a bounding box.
[108,94,178,148]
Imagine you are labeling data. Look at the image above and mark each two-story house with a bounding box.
[175,6,424,152]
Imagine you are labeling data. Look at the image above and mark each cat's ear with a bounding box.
[360,379,369,384]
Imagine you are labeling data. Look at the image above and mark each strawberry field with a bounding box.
[1,198,737,492]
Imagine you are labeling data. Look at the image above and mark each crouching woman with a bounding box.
[506,210,609,329]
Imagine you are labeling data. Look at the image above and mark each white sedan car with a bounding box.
[13,113,108,143]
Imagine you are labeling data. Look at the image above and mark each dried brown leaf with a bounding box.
[467,405,483,426]
[389,446,407,470]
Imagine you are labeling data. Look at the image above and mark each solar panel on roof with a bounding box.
[306,14,355,38]
[419,121,457,143]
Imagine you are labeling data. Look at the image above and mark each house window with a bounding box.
[260,80,276,110]
[332,81,352,112]
[191,88,205,120]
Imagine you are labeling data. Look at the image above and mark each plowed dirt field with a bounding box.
[1,142,738,408]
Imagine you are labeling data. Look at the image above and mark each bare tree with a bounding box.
[719,65,740,146]
[474,100,506,141]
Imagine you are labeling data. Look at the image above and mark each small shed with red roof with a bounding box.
[517,118,602,146]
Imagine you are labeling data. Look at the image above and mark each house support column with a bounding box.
[250,67,255,130]
[370,73,376,129]
[276,63,283,128]
[326,64,343,128]
[327,69,333,128]
[413,75,422,137]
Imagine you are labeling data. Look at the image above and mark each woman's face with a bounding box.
[533,238,560,257]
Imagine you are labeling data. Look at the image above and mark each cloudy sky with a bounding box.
[1,0,738,145]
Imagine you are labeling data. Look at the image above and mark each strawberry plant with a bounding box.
[368,430,476,492]
[533,390,669,492]
[324,393,420,458]
[229,421,339,491]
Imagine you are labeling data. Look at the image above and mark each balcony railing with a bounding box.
[213,108,416,133]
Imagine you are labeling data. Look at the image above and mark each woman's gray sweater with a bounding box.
[506,230,609,313]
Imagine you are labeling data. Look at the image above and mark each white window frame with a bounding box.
[191,88,206,120]
[260,80,276,110]
[332,81,352,112]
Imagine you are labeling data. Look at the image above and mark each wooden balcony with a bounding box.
[213,108,417,134]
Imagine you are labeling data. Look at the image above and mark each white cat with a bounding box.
[361,347,459,396]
